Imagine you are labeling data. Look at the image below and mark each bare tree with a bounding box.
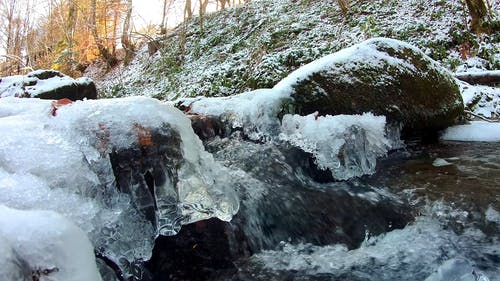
[90,0,117,66]
[337,0,349,17]
[465,0,490,33]
[121,0,134,65]
[184,0,193,20]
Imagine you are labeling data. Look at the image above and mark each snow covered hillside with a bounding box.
[92,0,499,102]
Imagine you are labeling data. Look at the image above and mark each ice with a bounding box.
[0,70,76,98]
[0,205,103,281]
[279,112,390,180]
[181,89,399,180]
[0,96,239,277]
[441,121,500,142]
[179,88,291,141]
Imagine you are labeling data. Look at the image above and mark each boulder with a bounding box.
[274,38,464,135]
[0,69,97,100]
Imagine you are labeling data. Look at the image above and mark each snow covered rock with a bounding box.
[0,205,103,281]
[0,69,97,100]
[274,38,464,134]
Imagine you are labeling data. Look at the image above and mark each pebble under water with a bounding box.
[145,137,499,281]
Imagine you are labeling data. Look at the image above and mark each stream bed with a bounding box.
[145,139,500,281]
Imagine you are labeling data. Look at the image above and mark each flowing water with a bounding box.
[146,137,500,281]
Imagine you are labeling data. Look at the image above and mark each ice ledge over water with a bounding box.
[179,88,400,180]
[280,112,391,180]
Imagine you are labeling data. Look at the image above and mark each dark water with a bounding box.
[145,139,500,281]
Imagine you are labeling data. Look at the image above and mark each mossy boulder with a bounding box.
[0,69,97,101]
[274,38,464,135]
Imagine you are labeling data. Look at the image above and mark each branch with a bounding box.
[455,70,500,86]
[464,110,499,123]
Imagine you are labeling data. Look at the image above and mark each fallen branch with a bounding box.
[455,70,500,86]
[464,109,499,122]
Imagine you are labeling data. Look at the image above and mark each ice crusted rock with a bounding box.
[178,88,400,180]
[178,89,290,141]
[0,96,238,278]
[0,205,103,281]
[279,112,390,180]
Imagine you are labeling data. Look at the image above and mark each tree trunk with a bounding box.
[465,0,489,34]
[121,0,134,65]
[337,0,349,16]
[455,70,500,86]
[90,0,117,67]
[184,0,192,20]
[161,0,169,34]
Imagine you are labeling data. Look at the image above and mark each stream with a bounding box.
[145,138,500,281]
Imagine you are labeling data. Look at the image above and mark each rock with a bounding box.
[274,38,464,135]
[146,218,242,281]
[0,69,97,100]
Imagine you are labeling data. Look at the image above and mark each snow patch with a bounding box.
[0,205,103,281]
[273,38,420,94]
[441,121,500,142]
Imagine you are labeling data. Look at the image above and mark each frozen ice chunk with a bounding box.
[279,112,390,180]
[0,96,239,278]
[0,205,103,281]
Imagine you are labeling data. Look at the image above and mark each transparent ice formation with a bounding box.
[0,96,239,277]
[178,88,290,141]
[279,112,391,180]
[0,205,103,281]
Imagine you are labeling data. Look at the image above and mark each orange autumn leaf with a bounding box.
[51,98,73,116]
[133,123,152,147]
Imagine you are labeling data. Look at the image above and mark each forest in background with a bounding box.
[0,0,496,78]
[0,0,249,77]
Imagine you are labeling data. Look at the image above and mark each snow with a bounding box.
[182,86,398,180]
[0,205,103,281]
[94,0,499,101]
[0,70,84,98]
[0,96,238,277]
[441,121,500,142]
[444,77,500,143]
[273,38,420,94]
[459,81,499,119]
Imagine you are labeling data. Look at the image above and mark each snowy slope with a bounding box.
[93,0,499,102]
